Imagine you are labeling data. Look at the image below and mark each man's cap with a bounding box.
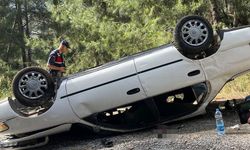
[61,40,70,48]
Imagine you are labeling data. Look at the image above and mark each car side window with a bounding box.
[155,82,208,105]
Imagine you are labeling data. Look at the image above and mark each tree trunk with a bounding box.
[24,0,32,66]
[16,0,27,68]
[6,43,12,64]
[6,19,16,64]
[210,0,221,25]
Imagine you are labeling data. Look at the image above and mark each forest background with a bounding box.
[1,0,250,99]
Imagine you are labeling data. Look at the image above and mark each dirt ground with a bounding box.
[32,101,250,150]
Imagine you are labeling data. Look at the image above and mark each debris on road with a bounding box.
[101,138,113,148]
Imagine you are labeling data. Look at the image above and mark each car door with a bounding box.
[65,59,147,118]
[134,45,205,97]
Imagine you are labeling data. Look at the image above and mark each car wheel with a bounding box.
[12,67,55,107]
[174,15,214,56]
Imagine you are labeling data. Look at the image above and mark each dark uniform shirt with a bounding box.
[47,49,65,77]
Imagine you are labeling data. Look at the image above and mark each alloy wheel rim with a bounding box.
[181,19,209,46]
[18,71,48,99]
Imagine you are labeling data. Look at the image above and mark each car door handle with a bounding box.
[127,88,141,95]
[188,70,201,77]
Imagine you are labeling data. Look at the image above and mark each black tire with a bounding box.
[12,67,55,107]
[245,95,250,102]
[174,15,214,55]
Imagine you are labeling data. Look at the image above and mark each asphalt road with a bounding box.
[33,101,250,150]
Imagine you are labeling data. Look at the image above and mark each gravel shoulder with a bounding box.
[34,102,250,150]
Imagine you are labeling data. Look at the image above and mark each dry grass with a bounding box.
[216,73,250,100]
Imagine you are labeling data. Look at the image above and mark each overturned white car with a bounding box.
[1,15,250,149]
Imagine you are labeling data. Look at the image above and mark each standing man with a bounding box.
[47,40,70,80]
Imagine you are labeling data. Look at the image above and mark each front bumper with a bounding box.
[0,136,49,150]
[0,124,71,149]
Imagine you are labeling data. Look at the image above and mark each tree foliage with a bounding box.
[0,0,250,99]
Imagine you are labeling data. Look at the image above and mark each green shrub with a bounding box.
[0,75,12,100]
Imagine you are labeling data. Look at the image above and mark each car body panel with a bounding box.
[0,80,79,135]
[66,60,147,118]
[0,99,17,122]
[192,26,250,115]
[219,27,250,52]
[134,46,205,97]
[200,27,250,100]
